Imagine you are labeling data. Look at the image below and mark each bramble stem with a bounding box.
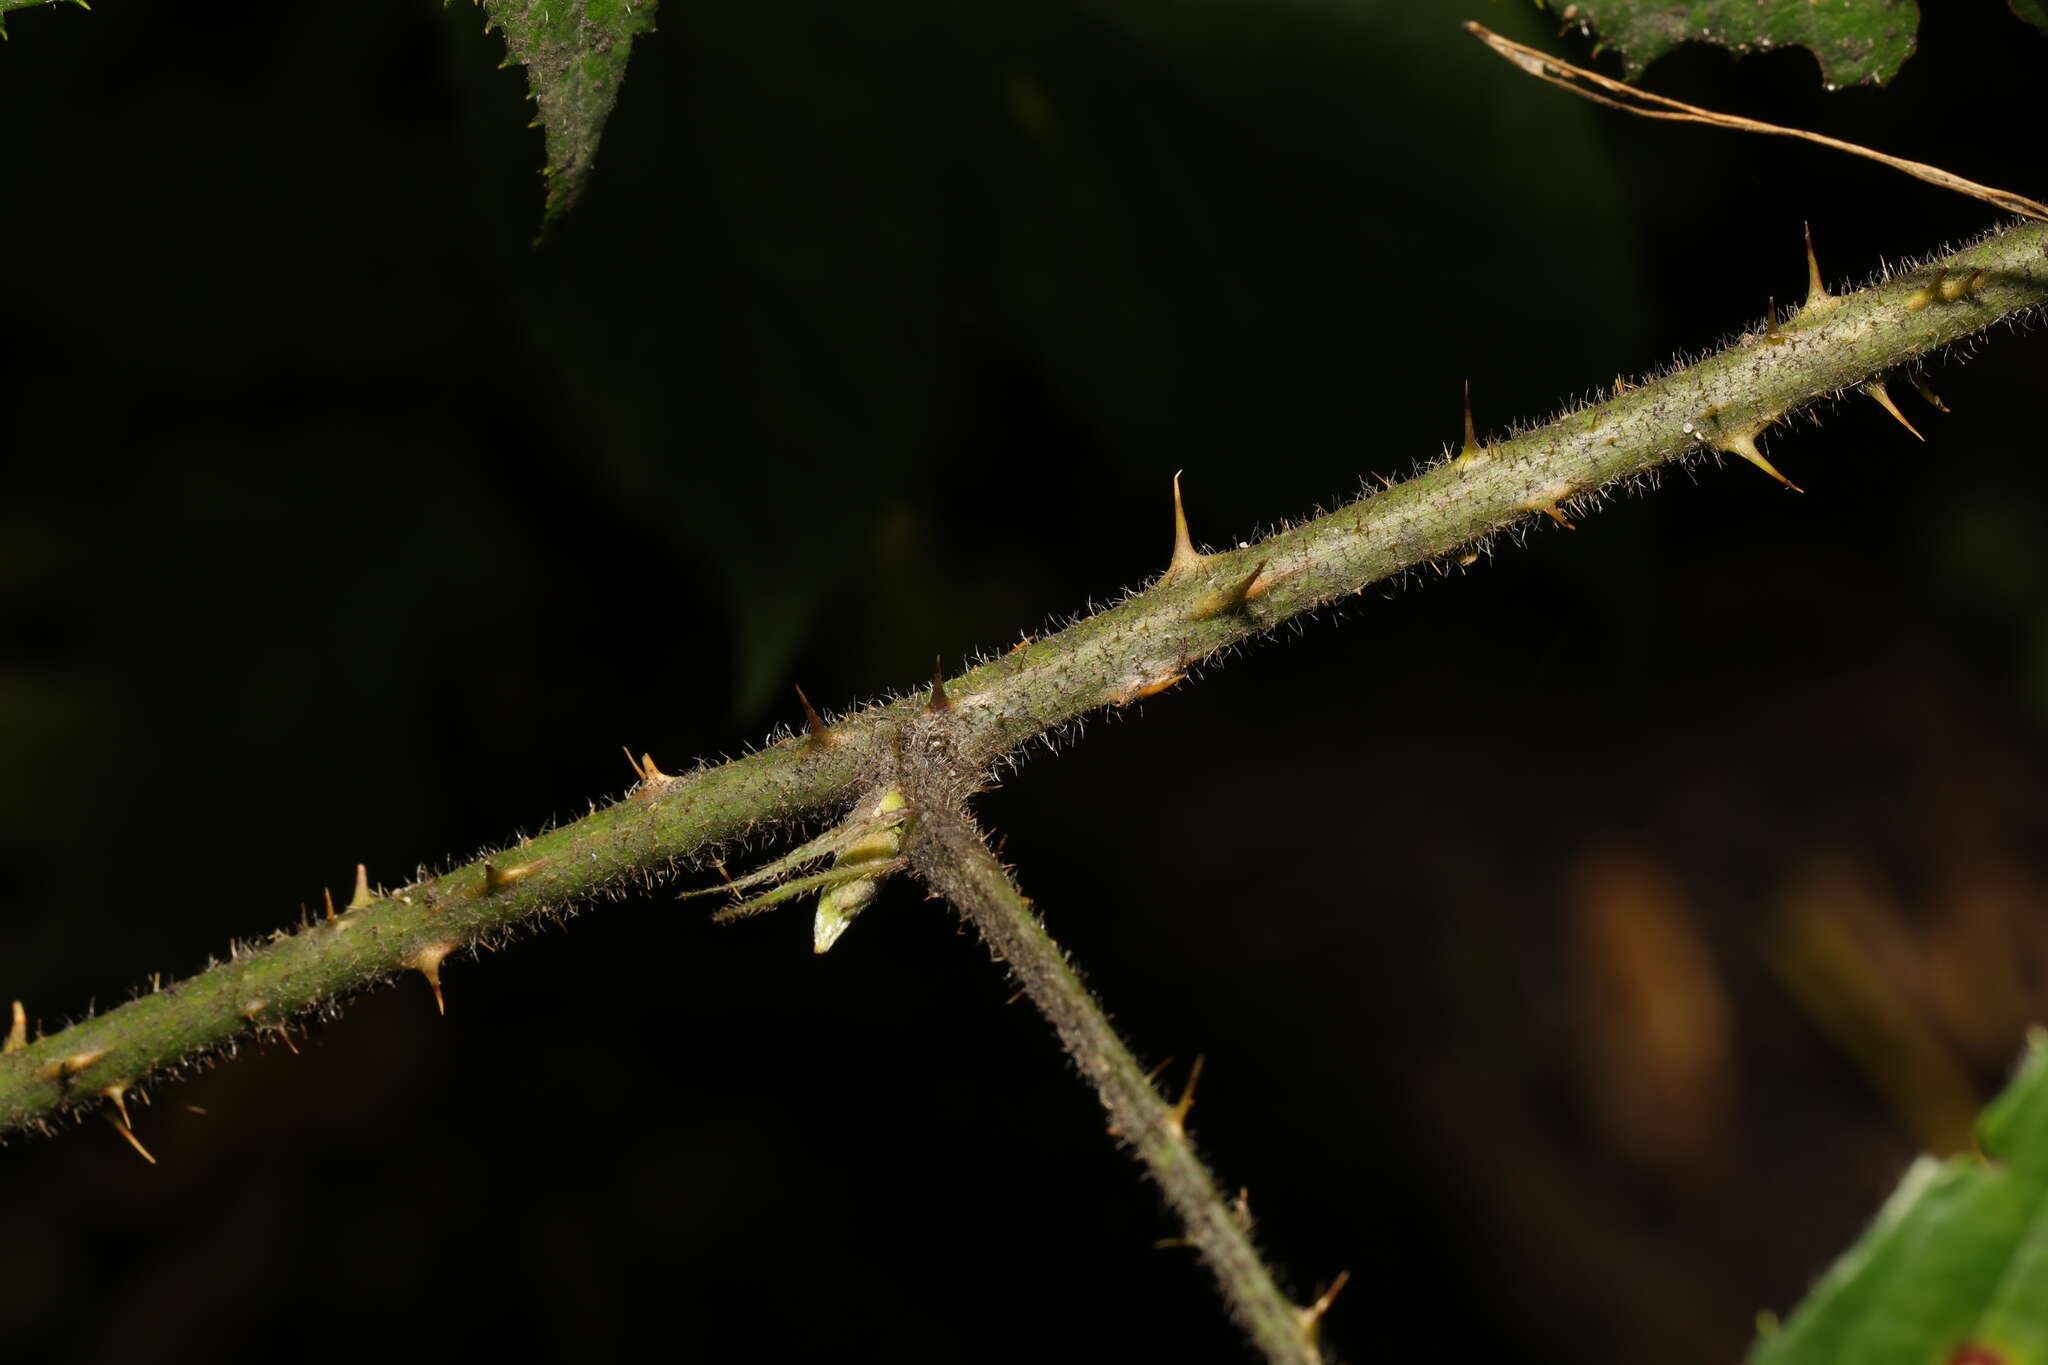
[6,221,2047,1138]
[894,758,1328,1365]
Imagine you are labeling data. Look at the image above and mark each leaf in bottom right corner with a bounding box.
[1751,1032,2048,1365]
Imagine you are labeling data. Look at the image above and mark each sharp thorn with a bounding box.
[794,685,836,748]
[1719,431,1803,492]
[1300,1269,1352,1339]
[39,1049,107,1081]
[1192,561,1268,618]
[348,863,373,911]
[1800,223,1835,316]
[101,1082,134,1130]
[1906,267,1948,312]
[624,749,670,784]
[1165,471,1207,579]
[484,860,542,893]
[4,1000,24,1053]
[1164,1054,1205,1138]
[622,746,644,782]
[323,887,336,923]
[1108,668,1185,706]
[1862,380,1924,440]
[927,657,952,711]
[404,942,456,1015]
[1939,268,1984,302]
[1455,379,1484,465]
[1910,372,1951,413]
[106,1109,157,1165]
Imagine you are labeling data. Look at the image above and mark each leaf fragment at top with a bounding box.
[1550,0,1919,87]
[483,0,659,230]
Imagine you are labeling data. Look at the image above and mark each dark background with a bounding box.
[3,1,2046,1361]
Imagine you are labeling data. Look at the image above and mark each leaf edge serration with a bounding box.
[481,0,659,229]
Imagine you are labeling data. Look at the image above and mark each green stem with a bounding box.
[6,221,2047,1138]
[891,738,1331,1365]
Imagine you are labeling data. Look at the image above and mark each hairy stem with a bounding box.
[893,748,1328,1365]
[5,221,2047,1137]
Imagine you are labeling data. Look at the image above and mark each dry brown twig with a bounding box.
[1463,21,2048,224]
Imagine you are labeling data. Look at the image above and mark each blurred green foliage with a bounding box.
[1754,1033,2048,1365]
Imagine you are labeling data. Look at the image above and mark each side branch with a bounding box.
[895,769,1334,1365]
[6,221,2047,1140]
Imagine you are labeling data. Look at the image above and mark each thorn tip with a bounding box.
[625,748,671,785]
[1454,380,1487,467]
[1719,430,1803,493]
[104,1095,156,1165]
[1164,1054,1205,1138]
[1800,223,1835,316]
[795,685,837,747]
[1910,372,1951,413]
[1165,471,1206,579]
[1301,1269,1352,1339]
[404,942,457,1015]
[1863,379,1925,441]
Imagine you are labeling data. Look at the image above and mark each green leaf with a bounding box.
[482,0,658,228]
[0,0,88,41]
[2012,0,2048,38]
[1556,0,1919,86]
[1751,1030,2048,1365]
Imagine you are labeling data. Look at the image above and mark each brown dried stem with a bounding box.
[1464,23,2048,223]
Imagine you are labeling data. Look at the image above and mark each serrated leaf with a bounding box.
[1556,0,1919,87]
[2012,0,2048,37]
[482,0,657,228]
[1750,1031,2048,1365]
